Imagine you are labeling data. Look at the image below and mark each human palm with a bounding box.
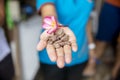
[37,27,78,68]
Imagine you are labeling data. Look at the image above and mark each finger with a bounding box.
[71,40,78,52]
[56,47,65,68]
[68,32,78,52]
[57,56,64,68]
[46,44,57,62]
[64,45,72,64]
[62,27,78,52]
[40,30,52,41]
[37,40,47,51]
[37,30,51,51]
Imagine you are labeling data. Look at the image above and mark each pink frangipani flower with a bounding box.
[42,16,58,34]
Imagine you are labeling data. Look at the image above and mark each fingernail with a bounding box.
[66,58,71,64]
[73,47,78,52]
[58,62,64,68]
[51,57,56,62]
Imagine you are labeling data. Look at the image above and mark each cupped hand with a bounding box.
[37,26,78,68]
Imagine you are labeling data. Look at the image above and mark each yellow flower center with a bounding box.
[51,21,56,27]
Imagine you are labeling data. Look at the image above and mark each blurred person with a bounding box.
[83,0,120,79]
[0,0,14,80]
[36,0,94,80]
[112,35,120,80]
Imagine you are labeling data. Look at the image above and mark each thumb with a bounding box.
[37,30,50,51]
[37,40,47,51]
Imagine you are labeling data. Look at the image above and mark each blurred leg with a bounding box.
[0,54,15,80]
[83,2,120,77]
[96,2,120,60]
[96,41,107,59]
[112,39,120,80]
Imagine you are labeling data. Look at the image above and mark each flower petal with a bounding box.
[42,24,52,30]
[44,17,52,25]
[47,26,57,34]
[51,16,56,22]
[42,16,58,34]
[47,29,55,34]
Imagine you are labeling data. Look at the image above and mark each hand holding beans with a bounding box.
[37,27,78,68]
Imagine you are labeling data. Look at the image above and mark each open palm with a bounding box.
[37,27,78,68]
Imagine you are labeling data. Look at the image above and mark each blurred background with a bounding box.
[0,0,119,80]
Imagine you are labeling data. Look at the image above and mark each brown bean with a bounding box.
[47,28,71,48]
[64,41,71,46]
[53,43,61,49]
[55,28,64,35]
[54,40,62,44]
[61,35,69,41]
[57,32,65,39]
[47,40,54,44]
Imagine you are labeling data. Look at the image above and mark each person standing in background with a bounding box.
[0,0,15,80]
[83,0,120,80]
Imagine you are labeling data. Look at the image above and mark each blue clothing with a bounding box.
[36,0,94,66]
[96,2,120,42]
